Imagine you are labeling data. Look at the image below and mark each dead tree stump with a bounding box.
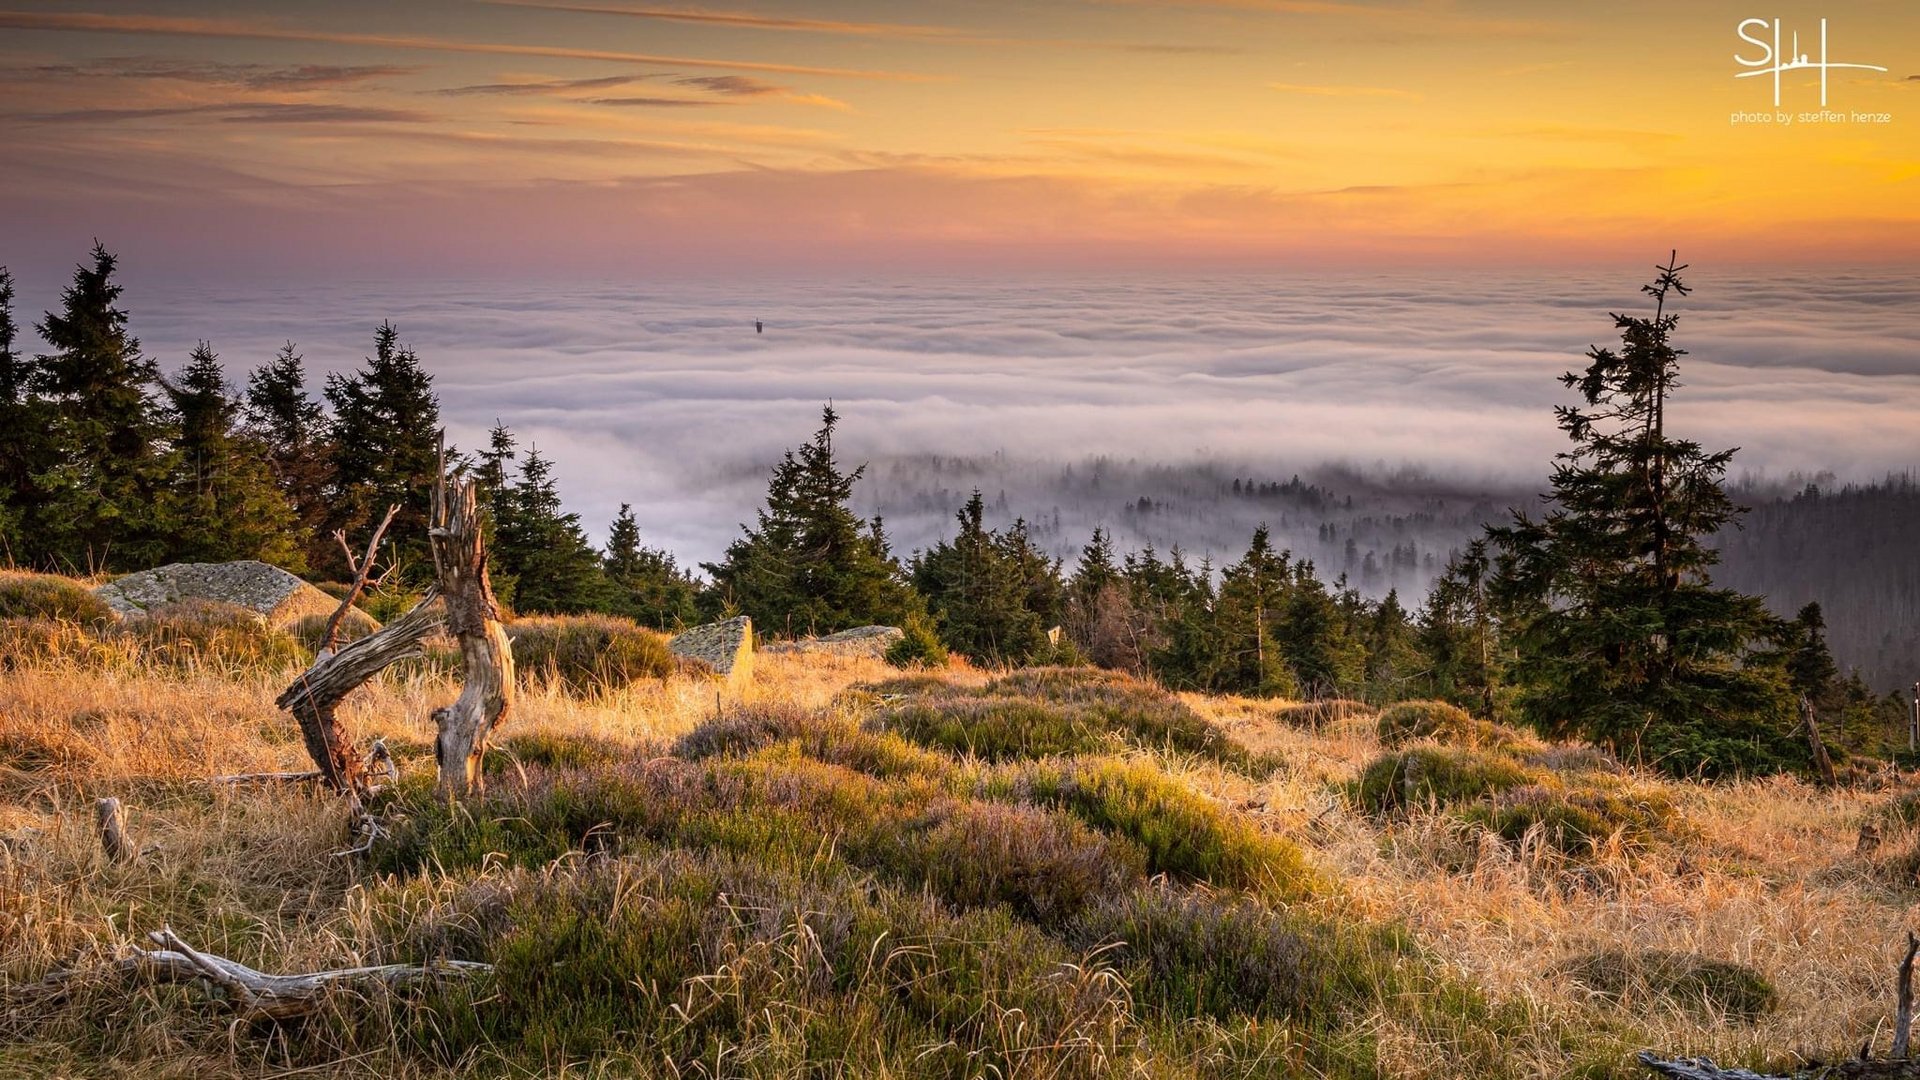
[275,597,442,795]
[94,798,133,864]
[428,436,514,798]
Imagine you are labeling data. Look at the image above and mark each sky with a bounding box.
[1,0,1917,274]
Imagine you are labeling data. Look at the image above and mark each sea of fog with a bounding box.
[31,265,1919,572]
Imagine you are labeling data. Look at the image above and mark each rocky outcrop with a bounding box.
[94,561,372,633]
[762,625,902,661]
[668,616,753,684]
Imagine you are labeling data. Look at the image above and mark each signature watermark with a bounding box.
[1730,17,1894,126]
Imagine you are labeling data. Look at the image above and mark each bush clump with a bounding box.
[121,599,306,673]
[874,667,1266,774]
[1557,948,1776,1021]
[507,614,674,693]
[1355,746,1537,813]
[1463,780,1681,854]
[1377,699,1526,749]
[883,611,949,669]
[0,572,113,624]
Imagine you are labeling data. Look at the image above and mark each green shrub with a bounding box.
[1557,948,1776,1021]
[121,600,305,673]
[507,614,674,693]
[1463,780,1680,854]
[1377,699,1526,749]
[873,667,1267,774]
[1355,746,1536,813]
[901,800,1145,926]
[1011,757,1321,901]
[0,572,113,623]
[676,704,950,780]
[287,609,380,654]
[883,610,948,669]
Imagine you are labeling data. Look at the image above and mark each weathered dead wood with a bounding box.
[1895,932,1918,1059]
[126,927,489,1021]
[94,798,133,864]
[426,434,513,798]
[318,504,398,660]
[212,738,399,790]
[1803,694,1838,788]
[277,596,442,795]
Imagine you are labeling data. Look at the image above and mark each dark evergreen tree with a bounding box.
[472,421,520,607]
[604,502,699,629]
[703,405,919,637]
[325,321,440,577]
[495,447,607,615]
[245,342,333,568]
[1211,525,1297,697]
[1487,255,1795,775]
[1418,540,1504,717]
[30,243,172,570]
[162,343,299,566]
[911,490,1059,665]
[0,267,40,555]
[1275,559,1365,698]
[1064,527,1141,670]
[1362,588,1423,703]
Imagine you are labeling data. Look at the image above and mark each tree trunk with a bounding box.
[276,596,443,795]
[428,435,513,798]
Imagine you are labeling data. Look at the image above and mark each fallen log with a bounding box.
[126,927,489,1021]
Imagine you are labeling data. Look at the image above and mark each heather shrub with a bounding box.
[1377,699,1527,749]
[1276,698,1372,730]
[1462,780,1681,854]
[0,572,113,623]
[121,599,305,673]
[1354,746,1537,813]
[507,614,674,693]
[1558,948,1776,1021]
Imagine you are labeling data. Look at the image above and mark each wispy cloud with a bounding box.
[0,10,932,81]
[5,57,417,89]
[1269,81,1420,99]
[4,101,432,124]
[589,95,732,108]
[479,0,977,40]
[437,73,650,96]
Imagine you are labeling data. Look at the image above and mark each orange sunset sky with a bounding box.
[2,1,1916,272]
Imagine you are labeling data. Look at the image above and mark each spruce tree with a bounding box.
[704,404,918,636]
[31,243,172,570]
[0,267,40,555]
[496,447,607,615]
[1362,588,1423,703]
[325,321,440,577]
[1212,525,1298,697]
[911,491,1056,664]
[603,503,699,629]
[471,422,520,606]
[1487,254,1794,775]
[245,342,334,568]
[162,343,300,567]
[1065,528,1142,671]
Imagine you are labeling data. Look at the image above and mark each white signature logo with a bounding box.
[1736,18,1887,106]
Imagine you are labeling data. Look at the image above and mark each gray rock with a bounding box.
[762,625,903,660]
[93,561,362,632]
[668,616,754,683]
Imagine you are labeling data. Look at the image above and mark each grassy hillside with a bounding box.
[1,575,1916,1078]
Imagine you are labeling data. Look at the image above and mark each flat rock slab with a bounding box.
[669,616,753,684]
[94,561,364,631]
[762,625,903,660]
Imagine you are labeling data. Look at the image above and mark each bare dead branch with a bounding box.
[427,432,514,798]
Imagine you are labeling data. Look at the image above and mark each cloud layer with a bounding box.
[28,267,1917,565]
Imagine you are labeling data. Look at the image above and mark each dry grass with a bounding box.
[2,615,1917,1078]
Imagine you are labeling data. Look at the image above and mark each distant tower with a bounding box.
[755,320,763,334]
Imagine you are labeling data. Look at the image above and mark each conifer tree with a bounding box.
[1487,254,1794,774]
[704,404,918,636]
[1064,527,1141,669]
[1278,561,1365,698]
[1212,525,1298,697]
[1419,539,1504,716]
[1362,588,1423,703]
[603,503,699,629]
[162,343,300,566]
[472,422,520,606]
[245,342,333,567]
[31,243,172,570]
[325,321,440,576]
[911,490,1058,664]
[0,267,39,554]
[496,447,607,614]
